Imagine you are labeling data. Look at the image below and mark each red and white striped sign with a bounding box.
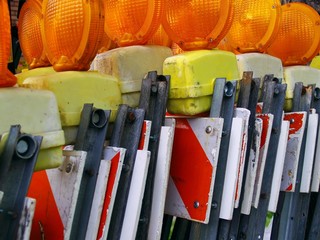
[165,117,223,223]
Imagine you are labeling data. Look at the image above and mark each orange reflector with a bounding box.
[0,0,17,87]
[267,3,320,66]
[147,25,172,47]
[42,0,105,71]
[104,0,163,47]
[18,0,51,69]
[162,0,233,51]
[224,0,281,53]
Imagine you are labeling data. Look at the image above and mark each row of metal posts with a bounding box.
[2,70,320,239]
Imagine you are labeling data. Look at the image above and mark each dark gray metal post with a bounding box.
[0,125,42,239]
[136,72,170,239]
[237,81,286,239]
[70,104,111,240]
[107,105,145,240]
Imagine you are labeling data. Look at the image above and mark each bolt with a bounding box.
[257,235,261,239]
[151,85,158,93]
[65,163,73,173]
[290,118,295,124]
[205,126,212,134]
[274,87,280,95]
[16,139,28,155]
[212,201,218,209]
[194,201,200,208]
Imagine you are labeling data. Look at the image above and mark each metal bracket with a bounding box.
[69,104,111,240]
[0,125,42,239]
[107,105,145,240]
[137,71,170,239]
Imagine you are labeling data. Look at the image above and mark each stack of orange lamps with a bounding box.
[222,0,282,53]
[267,3,320,66]
[0,0,17,87]
[18,0,51,69]
[41,0,105,71]
[104,0,164,47]
[162,0,234,51]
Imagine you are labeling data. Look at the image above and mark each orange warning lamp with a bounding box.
[223,0,281,53]
[147,24,172,47]
[267,3,320,66]
[0,0,17,87]
[18,0,51,69]
[104,0,163,47]
[42,0,105,71]
[162,0,234,51]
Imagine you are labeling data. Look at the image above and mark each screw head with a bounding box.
[205,126,212,134]
[194,201,200,208]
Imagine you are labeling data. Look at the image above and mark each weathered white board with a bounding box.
[281,112,306,192]
[300,113,318,193]
[17,197,36,240]
[98,147,126,240]
[120,150,150,240]
[268,120,290,212]
[85,160,111,240]
[252,114,274,208]
[148,118,176,240]
[241,119,262,215]
[138,120,152,150]
[47,150,87,239]
[234,108,251,208]
[220,117,244,220]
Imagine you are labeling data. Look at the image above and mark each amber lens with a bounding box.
[162,0,233,51]
[104,0,163,47]
[225,0,281,53]
[42,0,104,71]
[18,0,50,69]
[0,0,17,87]
[267,3,320,66]
[147,24,172,47]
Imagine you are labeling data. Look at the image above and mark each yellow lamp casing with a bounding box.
[267,3,320,66]
[164,50,240,115]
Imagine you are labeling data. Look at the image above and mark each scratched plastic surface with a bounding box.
[104,0,163,46]
[18,0,50,69]
[267,3,320,66]
[0,0,17,87]
[42,0,105,71]
[224,0,281,53]
[162,0,233,51]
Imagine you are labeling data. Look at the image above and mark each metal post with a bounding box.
[188,78,237,240]
[237,81,286,239]
[107,105,145,240]
[70,104,111,240]
[218,72,260,239]
[0,125,42,239]
[136,72,170,239]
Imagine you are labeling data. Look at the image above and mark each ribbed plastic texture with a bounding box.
[18,0,51,69]
[147,24,172,47]
[224,0,281,53]
[104,0,164,47]
[267,3,320,66]
[42,0,105,71]
[162,0,233,51]
[0,0,17,87]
